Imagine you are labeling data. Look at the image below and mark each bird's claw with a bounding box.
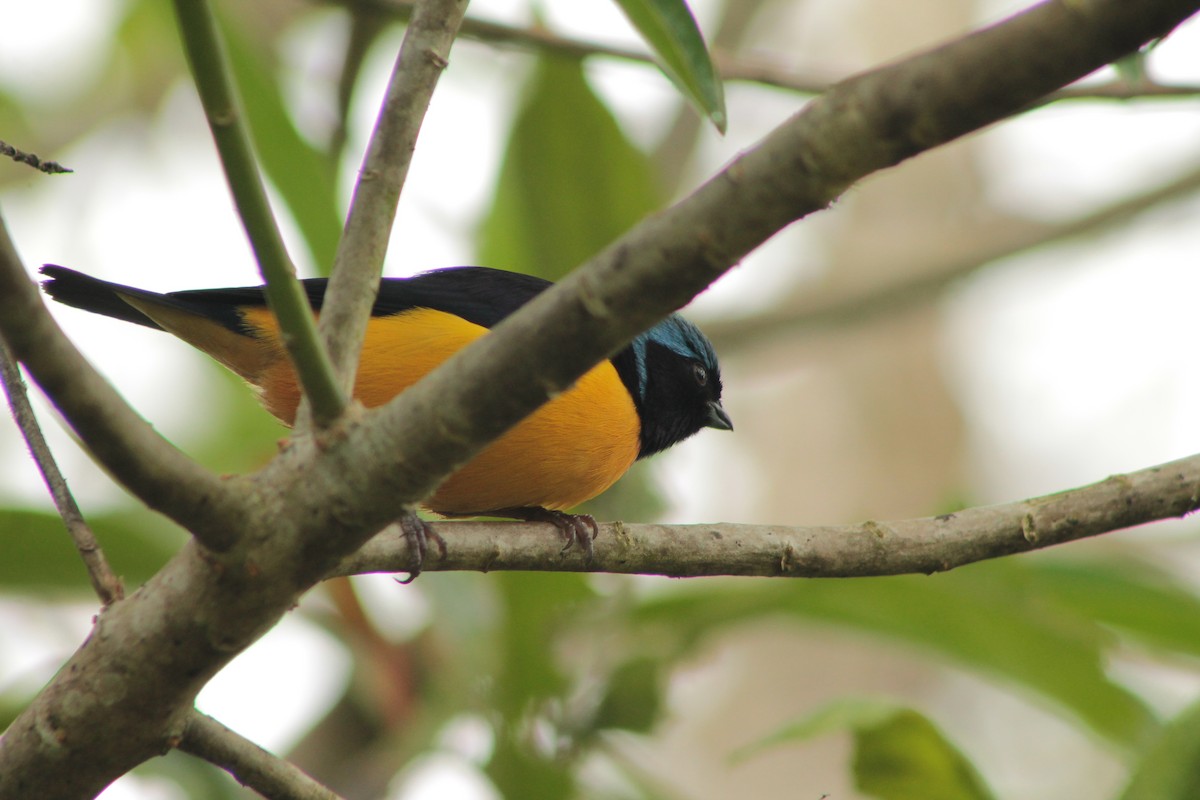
[395,512,446,584]
[493,507,598,562]
[553,512,598,562]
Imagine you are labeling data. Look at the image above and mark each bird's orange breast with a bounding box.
[240,306,641,514]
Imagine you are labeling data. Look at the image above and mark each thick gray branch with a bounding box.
[1,2,1196,797]
[279,0,1200,550]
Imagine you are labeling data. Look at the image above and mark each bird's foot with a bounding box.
[493,507,599,561]
[395,510,447,584]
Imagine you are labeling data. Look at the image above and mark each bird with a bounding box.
[40,264,732,574]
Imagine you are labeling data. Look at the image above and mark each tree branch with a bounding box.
[179,712,345,800]
[0,216,246,552]
[172,0,347,427]
[318,0,468,391]
[705,151,1200,351]
[2,1,1197,796]
[332,452,1200,578]
[280,0,1200,555]
[0,139,72,174]
[0,339,124,604]
[352,0,1200,104]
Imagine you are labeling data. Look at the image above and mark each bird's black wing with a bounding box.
[169,266,553,332]
[369,267,552,329]
[44,265,554,336]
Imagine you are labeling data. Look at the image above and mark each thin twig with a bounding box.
[345,0,1200,103]
[172,0,347,427]
[3,2,1197,795]
[180,712,345,800]
[0,214,246,552]
[1052,80,1200,101]
[0,339,123,604]
[318,0,469,392]
[331,451,1200,578]
[329,7,390,159]
[0,139,73,174]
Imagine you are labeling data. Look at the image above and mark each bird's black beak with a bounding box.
[705,400,733,431]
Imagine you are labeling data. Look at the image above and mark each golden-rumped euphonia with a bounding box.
[40,265,731,565]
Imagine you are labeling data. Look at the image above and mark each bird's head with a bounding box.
[615,314,731,458]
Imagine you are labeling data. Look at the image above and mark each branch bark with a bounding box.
[319,0,468,392]
[332,452,1200,578]
[358,0,1200,103]
[1,1,1198,796]
[0,219,247,552]
[286,0,1200,549]
[0,340,123,604]
[179,712,345,800]
[173,0,347,426]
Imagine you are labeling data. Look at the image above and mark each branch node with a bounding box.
[481,544,500,572]
[0,139,74,174]
[862,520,887,539]
[34,707,67,747]
[1107,473,1135,492]
[611,520,631,549]
[1021,512,1039,543]
[779,542,797,573]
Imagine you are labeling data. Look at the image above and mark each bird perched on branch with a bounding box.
[41,265,731,574]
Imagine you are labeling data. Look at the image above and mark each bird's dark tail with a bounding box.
[40,265,167,330]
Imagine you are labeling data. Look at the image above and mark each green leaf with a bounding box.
[593,657,663,734]
[494,572,594,715]
[610,0,727,132]
[1120,698,1200,800]
[485,572,594,800]
[633,565,1158,750]
[489,727,574,800]
[0,507,181,593]
[732,696,905,761]
[738,699,995,800]
[1113,52,1148,85]
[1026,557,1200,659]
[478,55,660,280]
[854,708,996,800]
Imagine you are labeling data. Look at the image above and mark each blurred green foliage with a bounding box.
[478,53,661,281]
[4,2,1200,799]
[737,698,997,800]
[611,0,727,133]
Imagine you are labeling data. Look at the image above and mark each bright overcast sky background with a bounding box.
[3,0,1200,797]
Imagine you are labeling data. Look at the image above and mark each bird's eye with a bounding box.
[692,363,708,387]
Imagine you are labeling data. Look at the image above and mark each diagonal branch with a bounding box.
[282,0,1200,554]
[172,0,347,427]
[0,339,124,604]
[0,217,247,552]
[319,0,469,392]
[332,452,1200,578]
[2,2,1198,796]
[0,138,73,174]
[179,712,345,800]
